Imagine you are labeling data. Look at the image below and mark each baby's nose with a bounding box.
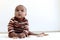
[18,11,22,14]
[19,11,21,13]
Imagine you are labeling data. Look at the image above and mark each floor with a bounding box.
[0,32,60,40]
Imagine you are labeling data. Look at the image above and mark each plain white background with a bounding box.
[0,0,60,32]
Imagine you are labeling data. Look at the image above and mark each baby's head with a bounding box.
[15,5,27,18]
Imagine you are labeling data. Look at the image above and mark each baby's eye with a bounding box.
[21,10,24,12]
[16,10,19,11]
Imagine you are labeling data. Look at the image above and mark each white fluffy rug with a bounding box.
[0,32,60,40]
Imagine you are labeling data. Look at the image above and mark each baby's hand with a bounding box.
[23,30,29,37]
[18,33,26,38]
[11,32,18,37]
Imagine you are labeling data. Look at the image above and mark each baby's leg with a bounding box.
[8,32,18,38]
[28,31,39,35]
[28,31,48,37]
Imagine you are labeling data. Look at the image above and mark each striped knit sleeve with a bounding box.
[24,19,29,30]
[8,18,15,33]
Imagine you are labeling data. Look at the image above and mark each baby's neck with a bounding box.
[15,17,25,21]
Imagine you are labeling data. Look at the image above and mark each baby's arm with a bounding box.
[8,18,18,38]
[22,19,29,37]
[24,19,29,30]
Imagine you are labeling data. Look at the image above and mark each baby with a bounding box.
[8,5,48,38]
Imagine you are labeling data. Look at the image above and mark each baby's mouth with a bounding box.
[18,14,21,16]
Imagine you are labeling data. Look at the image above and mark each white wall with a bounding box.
[0,0,60,32]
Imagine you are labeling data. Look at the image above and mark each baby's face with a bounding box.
[15,5,27,18]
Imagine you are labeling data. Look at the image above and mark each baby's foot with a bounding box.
[37,32,48,37]
[13,37,18,39]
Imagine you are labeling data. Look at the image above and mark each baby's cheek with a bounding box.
[22,13,26,16]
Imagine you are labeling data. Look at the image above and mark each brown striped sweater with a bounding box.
[8,17,29,34]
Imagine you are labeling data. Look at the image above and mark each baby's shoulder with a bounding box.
[10,17,15,21]
[24,18,28,21]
